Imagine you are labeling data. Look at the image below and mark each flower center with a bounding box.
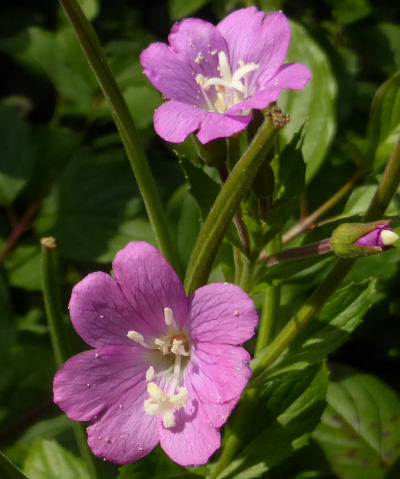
[195,51,259,113]
[127,307,191,428]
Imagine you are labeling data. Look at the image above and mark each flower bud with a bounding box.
[330,221,398,258]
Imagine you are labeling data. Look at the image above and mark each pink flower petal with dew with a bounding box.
[188,342,251,404]
[154,101,206,143]
[112,242,189,331]
[159,381,220,465]
[189,283,258,345]
[217,9,290,88]
[69,272,157,347]
[87,389,159,464]
[54,345,159,464]
[140,43,200,105]
[168,18,228,79]
[53,345,149,422]
[196,112,252,144]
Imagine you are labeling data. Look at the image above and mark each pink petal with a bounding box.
[140,43,200,105]
[154,101,206,143]
[268,62,312,90]
[189,283,258,344]
[69,272,156,347]
[112,242,189,332]
[227,63,311,115]
[188,342,252,404]
[218,9,290,87]
[53,346,148,422]
[159,382,220,466]
[168,18,228,80]
[53,346,159,464]
[196,111,252,144]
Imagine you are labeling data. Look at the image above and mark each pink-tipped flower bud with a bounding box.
[330,221,398,258]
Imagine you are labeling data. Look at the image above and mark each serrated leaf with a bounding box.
[220,363,328,479]
[23,439,90,479]
[313,366,400,479]
[278,21,337,181]
[0,105,33,205]
[169,0,210,20]
[118,446,203,478]
[34,147,153,262]
[277,279,376,369]
[366,71,400,173]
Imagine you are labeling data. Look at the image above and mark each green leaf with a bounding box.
[220,363,328,479]
[0,452,29,479]
[313,366,400,479]
[118,446,203,478]
[279,279,376,369]
[23,439,90,479]
[0,27,98,116]
[177,155,220,221]
[326,0,372,24]
[169,0,210,20]
[167,185,201,270]
[0,275,17,361]
[0,105,33,205]
[5,243,42,291]
[278,21,337,181]
[366,71,400,173]
[34,147,154,262]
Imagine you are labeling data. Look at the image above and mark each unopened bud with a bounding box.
[330,221,398,258]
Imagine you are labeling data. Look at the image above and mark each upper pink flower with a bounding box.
[53,242,258,466]
[140,7,311,144]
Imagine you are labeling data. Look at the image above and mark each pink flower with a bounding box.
[140,7,311,144]
[53,242,258,466]
[354,223,398,249]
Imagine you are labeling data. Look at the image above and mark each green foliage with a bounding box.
[278,21,337,181]
[219,363,328,478]
[23,439,90,479]
[169,0,211,20]
[0,105,33,205]
[367,71,400,173]
[313,366,400,479]
[118,446,204,478]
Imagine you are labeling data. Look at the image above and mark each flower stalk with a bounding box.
[57,0,179,272]
[184,115,280,294]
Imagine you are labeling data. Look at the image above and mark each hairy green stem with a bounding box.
[255,235,282,354]
[41,238,102,479]
[58,0,179,271]
[184,118,278,294]
[261,238,332,266]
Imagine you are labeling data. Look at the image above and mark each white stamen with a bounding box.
[218,51,232,83]
[127,330,144,342]
[171,338,190,357]
[163,307,175,327]
[381,229,399,246]
[194,52,203,64]
[146,366,155,382]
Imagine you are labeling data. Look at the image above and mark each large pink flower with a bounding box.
[53,242,258,466]
[140,7,311,144]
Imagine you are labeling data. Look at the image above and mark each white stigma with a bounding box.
[144,382,189,428]
[381,229,399,246]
